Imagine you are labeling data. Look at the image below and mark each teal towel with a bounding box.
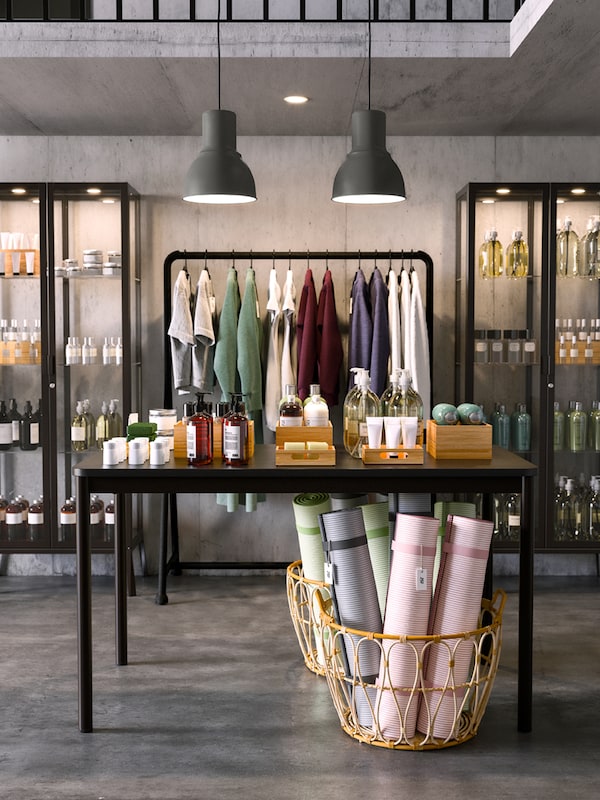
[237,267,263,413]
[214,267,241,401]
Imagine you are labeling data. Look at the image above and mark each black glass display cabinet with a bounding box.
[0,181,141,555]
[457,181,600,555]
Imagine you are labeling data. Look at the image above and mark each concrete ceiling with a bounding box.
[0,0,599,137]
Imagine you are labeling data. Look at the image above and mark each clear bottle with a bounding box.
[505,329,522,364]
[506,492,521,540]
[568,334,579,363]
[303,384,329,426]
[187,404,213,466]
[108,399,123,438]
[473,330,489,364]
[19,399,39,451]
[565,478,587,541]
[488,329,504,363]
[96,401,111,450]
[557,217,580,277]
[279,384,304,427]
[553,401,565,451]
[493,493,507,540]
[71,401,87,451]
[510,403,531,452]
[82,399,96,449]
[581,217,600,279]
[379,368,401,415]
[89,494,105,543]
[585,334,594,363]
[59,496,76,544]
[485,229,503,278]
[588,400,600,451]
[0,400,13,450]
[27,495,44,543]
[81,336,93,365]
[114,336,123,366]
[491,403,511,449]
[554,475,569,541]
[343,368,381,458]
[478,230,490,279]
[506,230,529,278]
[588,478,600,540]
[222,395,249,466]
[569,401,587,453]
[104,497,115,544]
[8,398,21,445]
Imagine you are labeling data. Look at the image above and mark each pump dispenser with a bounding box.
[388,369,424,446]
[343,368,380,458]
[380,368,401,415]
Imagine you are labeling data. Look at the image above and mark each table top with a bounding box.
[74,445,536,496]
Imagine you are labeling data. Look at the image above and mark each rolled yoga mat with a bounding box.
[320,506,383,728]
[292,492,331,582]
[432,501,477,595]
[417,514,493,739]
[359,501,391,617]
[375,513,440,740]
[330,493,369,511]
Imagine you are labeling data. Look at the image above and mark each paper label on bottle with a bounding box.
[30,423,39,445]
[0,424,12,444]
[11,421,20,440]
[71,426,86,442]
[508,514,520,527]
[358,422,369,437]
[186,424,197,458]
[6,512,22,525]
[223,425,242,459]
[28,512,43,525]
[60,512,76,525]
[278,416,303,427]
[105,511,115,525]
[90,512,102,525]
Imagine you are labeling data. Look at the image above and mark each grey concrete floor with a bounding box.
[1,573,599,800]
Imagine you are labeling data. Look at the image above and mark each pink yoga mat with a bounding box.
[375,513,439,740]
[417,514,493,740]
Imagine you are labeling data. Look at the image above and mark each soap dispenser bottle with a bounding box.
[222,394,249,466]
[343,368,380,459]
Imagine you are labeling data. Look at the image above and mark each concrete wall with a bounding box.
[2,133,600,576]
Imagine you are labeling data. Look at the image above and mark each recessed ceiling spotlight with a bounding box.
[556,199,566,204]
[86,187,102,195]
[496,188,511,195]
[101,198,116,204]
[11,187,26,195]
[284,95,309,105]
[481,199,495,204]
[571,187,586,195]
[32,198,40,204]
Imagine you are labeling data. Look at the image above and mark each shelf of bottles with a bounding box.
[547,183,600,549]
[0,183,48,549]
[455,183,548,549]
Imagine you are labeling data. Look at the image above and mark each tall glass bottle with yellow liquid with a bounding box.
[506,230,529,278]
[343,368,380,458]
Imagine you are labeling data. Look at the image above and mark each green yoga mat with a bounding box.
[433,501,477,593]
[359,501,391,616]
[292,492,332,582]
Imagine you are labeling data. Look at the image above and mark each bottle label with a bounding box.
[6,512,22,525]
[11,421,19,440]
[71,426,86,442]
[223,425,242,459]
[358,422,369,437]
[186,424,197,458]
[0,424,12,444]
[105,511,115,525]
[30,422,40,445]
[28,512,43,525]
[278,416,303,427]
[508,514,520,527]
[60,512,76,525]
[90,512,102,525]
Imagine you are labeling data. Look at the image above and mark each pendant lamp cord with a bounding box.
[217,0,221,110]
[367,0,371,110]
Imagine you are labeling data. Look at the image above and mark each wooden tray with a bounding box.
[275,445,336,465]
[275,421,333,446]
[426,420,492,460]
[361,445,424,464]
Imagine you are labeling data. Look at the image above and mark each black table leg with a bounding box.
[518,474,534,732]
[115,494,128,666]
[155,493,169,605]
[76,474,93,733]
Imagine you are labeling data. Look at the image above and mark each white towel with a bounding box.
[400,268,412,370]
[168,269,194,394]
[265,268,282,431]
[409,270,431,422]
[192,268,216,393]
[388,268,401,376]
[281,268,297,394]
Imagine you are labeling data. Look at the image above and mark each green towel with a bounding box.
[214,267,241,401]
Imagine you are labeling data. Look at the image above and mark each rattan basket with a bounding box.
[286,560,332,676]
[313,587,506,750]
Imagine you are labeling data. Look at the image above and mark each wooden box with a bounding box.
[275,422,333,447]
[426,420,492,460]
[361,445,424,465]
[275,444,336,466]
[173,418,255,461]
[1,249,40,277]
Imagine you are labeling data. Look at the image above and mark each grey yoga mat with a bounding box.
[319,506,383,728]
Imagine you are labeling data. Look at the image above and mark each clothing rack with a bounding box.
[156,248,434,604]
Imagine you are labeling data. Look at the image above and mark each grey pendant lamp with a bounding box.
[183,3,256,204]
[332,2,406,205]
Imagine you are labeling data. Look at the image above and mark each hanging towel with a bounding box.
[192,268,216,393]
[167,269,195,394]
[400,267,412,370]
[264,268,282,431]
[296,268,319,401]
[347,267,372,389]
[316,269,343,407]
[408,269,431,422]
[213,267,241,401]
[281,269,297,395]
[369,267,390,397]
[376,513,439,740]
[388,268,401,377]
[237,267,263,416]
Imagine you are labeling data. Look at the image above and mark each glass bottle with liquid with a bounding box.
[108,399,123,437]
[222,396,249,466]
[71,401,87,452]
[380,368,401,414]
[187,403,213,466]
[9,398,21,445]
[82,399,96,449]
[569,401,587,453]
[96,401,111,449]
[511,403,531,452]
[506,492,521,540]
[557,217,580,277]
[27,495,44,543]
[0,400,12,451]
[104,497,115,544]
[588,400,600,451]
[89,494,105,543]
[343,368,381,458]
[491,403,511,449]
[588,479,600,540]
[6,497,26,542]
[0,494,8,540]
[303,384,329,427]
[279,384,304,427]
[581,217,600,279]
[59,496,76,544]
[506,230,529,278]
[19,399,39,451]
[553,401,565,451]
[485,229,503,278]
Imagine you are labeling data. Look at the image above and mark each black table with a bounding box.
[74,445,537,733]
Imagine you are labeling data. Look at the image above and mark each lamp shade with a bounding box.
[183,109,257,204]
[332,110,406,204]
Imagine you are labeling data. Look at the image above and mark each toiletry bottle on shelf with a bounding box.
[59,496,76,544]
[569,401,587,453]
[0,494,7,539]
[71,401,87,452]
[104,497,115,543]
[487,229,503,277]
[491,403,511,449]
[89,494,105,543]
[343,368,380,458]
[581,217,600,279]
[27,495,44,542]
[279,384,304,427]
[554,476,569,540]
[506,230,529,278]
[510,403,531,452]
[6,496,26,542]
[553,401,565,450]
[9,398,21,445]
[96,401,111,449]
[0,401,12,450]
[557,217,579,277]
[588,479,600,540]
[303,384,329,426]
[82,399,96,449]
[588,400,600,451]
[19,400,38,451]
[108,399,123,437]
[187,402,213,466]
[379,368,401,414]
[506,492,521,540]
[222,394,249,466]
[478,231,492,278]
[388,369,424,445]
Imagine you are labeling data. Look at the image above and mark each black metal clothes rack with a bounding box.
[157,249,434,604]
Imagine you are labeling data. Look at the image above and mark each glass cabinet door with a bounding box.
[0,183,48,550]
[48,183,139,551]
[548,183,600,550]
[456,183,548,550]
